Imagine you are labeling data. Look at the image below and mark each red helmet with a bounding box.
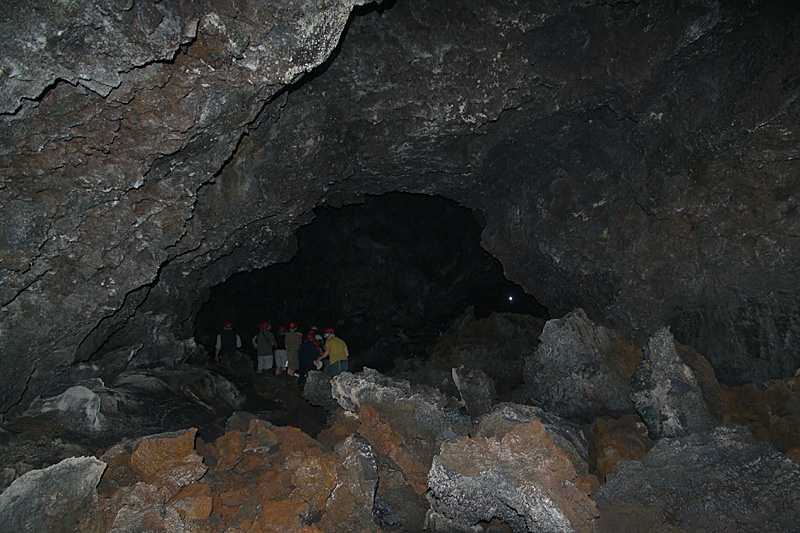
[260,321,270,329]
[306,331,315,340]
[289,322,297,330]
[324,327,335,336]
[278,325,288,332]
[223,321,233,329]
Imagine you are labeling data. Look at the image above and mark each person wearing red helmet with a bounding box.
[317,327,349,375]
[274,325,288,375]
[297,331,321,388]
[284,322,302,377]
[252,321,276,374]
[215,321,241,362]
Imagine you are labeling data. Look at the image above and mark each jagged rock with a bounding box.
[330,369,471,530]
[332,368,471,451]
[595,425,800,532]
[0,456,106,533]
[428,419,599,532]
[473,402,591,477]
[129,429,206,496]
[523,309,641,422]
[452,366,496,418]
[630,328,716,439]
[318,435,380,532]
[302,370,339,412]
[589,415,654,482]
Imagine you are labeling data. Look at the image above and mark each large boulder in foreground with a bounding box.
[0,456,106,532]
[428,418,599,532]
[595,425,800,532]
[523,309,642,422]
[630,327,716,439]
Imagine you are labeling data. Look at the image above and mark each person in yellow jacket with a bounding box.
[317,327,349,375]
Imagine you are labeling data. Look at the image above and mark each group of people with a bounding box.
[215,321,349,387]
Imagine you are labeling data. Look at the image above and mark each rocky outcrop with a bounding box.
[0,456,105,532]
[595,425,800,532]
[1,0,799,426]
[0,0,375,419]
[428,419,599,532]
[523,309,641,422]
[630,328,716,439]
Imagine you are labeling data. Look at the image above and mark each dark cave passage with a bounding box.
[195,193,548,371]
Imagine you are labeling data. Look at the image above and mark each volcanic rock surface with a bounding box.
[1,0,799,508]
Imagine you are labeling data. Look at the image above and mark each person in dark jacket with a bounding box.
[297,331,321,388]
[215,321,241,362]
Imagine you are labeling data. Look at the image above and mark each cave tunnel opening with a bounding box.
[195,192,549,372]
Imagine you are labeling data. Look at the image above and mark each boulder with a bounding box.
[428,419,599,532]
[630,328,716,439]
[0,456,106,533]
[523,309,640,422]
[452,366,496,418]
[301,370,339,412]
[331,368,471,451]
[596,425,800,532]
[473,402,591,477]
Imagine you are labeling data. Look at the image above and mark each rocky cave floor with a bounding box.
[2,307,800,532]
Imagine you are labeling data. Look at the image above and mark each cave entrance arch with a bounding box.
[195,192,548,371]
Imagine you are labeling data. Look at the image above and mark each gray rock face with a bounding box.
[523,309,637,423]
[595,425,800,532]
[427,411,598,532]
[302,370,338,412]
[331,368,471,449]
[630,328,716,439]
[474,402,591,476]
[0,456,106,532]
[1,0,799,423]
[452,366,496,419]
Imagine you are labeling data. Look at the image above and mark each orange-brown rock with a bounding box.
[358,404,429,493]
[316,409,360,449]
[721,378,800,454]
[589,415,654,481]
[169,482,213,520]
[215,429,245,470]
[130,429,207,495]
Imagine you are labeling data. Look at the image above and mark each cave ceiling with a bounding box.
[1,0,799,418]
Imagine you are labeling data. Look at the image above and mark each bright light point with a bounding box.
[508,296,514,301]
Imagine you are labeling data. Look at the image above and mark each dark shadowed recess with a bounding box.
[195,193,548,371]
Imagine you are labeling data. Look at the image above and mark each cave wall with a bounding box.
[1,0,799,417]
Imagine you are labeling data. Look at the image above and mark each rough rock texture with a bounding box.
[0,456,106,533]
[589,415,654,482]
[473,403,592,478]
[631,327,716,439]
[721,369,800,457]
[523,309,642,422]
[15,366,243,448]
[0,0,374,419]
[2,0,800,421]
[452,366,496,419]
[595,425,800,532]
[428,420,599,532]
[331,368,471,451]
[86,420,383,532]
